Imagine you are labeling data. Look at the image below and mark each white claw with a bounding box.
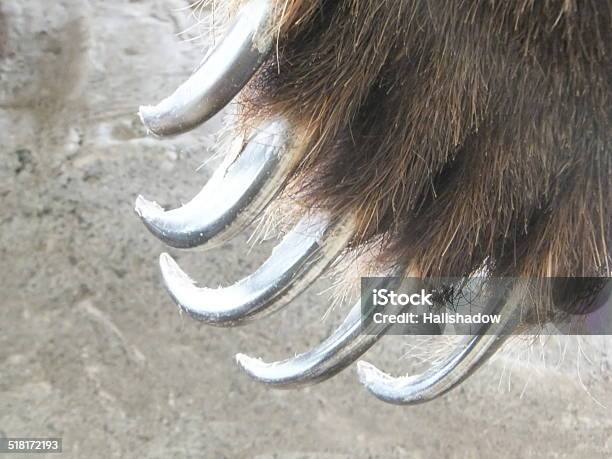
[235,300,387,387]
[234,272,411,387]
[135,117,294,249]
[160,213,354,326]
[139,0,273,137]
[357,283,525,405]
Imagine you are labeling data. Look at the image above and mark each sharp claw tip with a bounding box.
[138,105,162,137]
[134,195,164,219]
[235,353,260,370]
[159,252,195,286]
[158,252,173,267]
[356,360,383,387]
[138,104,153,120]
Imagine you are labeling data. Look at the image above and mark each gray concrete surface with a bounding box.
[1,1,611,457]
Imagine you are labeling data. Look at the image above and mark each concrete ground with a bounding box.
[1,1,611,457]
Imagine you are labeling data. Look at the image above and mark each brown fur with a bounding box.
[239,0,611,322]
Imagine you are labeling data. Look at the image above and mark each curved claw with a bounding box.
[235,299,390,387]
[233,275,416,387]
[159,213,354,326]
[139,0,273,137]
[135,117,294,249]
[357,283,524,405]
